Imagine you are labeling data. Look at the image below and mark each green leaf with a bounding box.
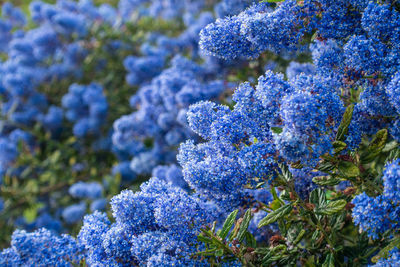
[237,209,252,242]
[312,176,343,186]
[315,199,347,215]
[382,140,398,153]
[270,199,282,210]
[258,205,292,227]
[198,234,212,244]
[311,230,321,246]
[332,141,347,153]
[387,148,400,163]
[336,104,354,141]
[261,0,284,2]
[271,127,283,134]
[372,237,400,263]
[218,209,238,240]
[303,256,317,267]
[317,161,336,172]
[361,129,389,163]
[215,249,224,257]
[369,129,388,152]
[245,232,257,248]
[331,213,346,231]
[256,182,265,188]
[291,162,303,169]
[293,229,306,245]
[270,186,282,203]
[338,161,360,178]
[322,253,335,267]
[278,163,293,183]
[311,31,319,42]
[23,203,43,223]
[310,188,327,207]
[49,150,61,164]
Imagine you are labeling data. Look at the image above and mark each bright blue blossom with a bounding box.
[62,83,108,137]
[62,202,86,224]
[69,181,103,199]
[79,178,215,266]
[0,228,83,266]
[352,160,400,239]
[1,3,26,27]
[374,248,400,267]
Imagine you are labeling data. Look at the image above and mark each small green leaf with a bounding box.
[372,237,400,263]
[382,140,398,153]
[336,104,354,141]
[315,199,347,215]
[310,188,327,207]
[237,209,252,242]
[271,127,283,134]
[49,150,61,164]
[338,161,360,178]
[322,253,335,267]
[198,234,212,244]
[293,229,306,245]
[311,230,321,245]
[303,256,317,267]
[387,148,400,163]
[311,31,319,42]
[258,205,292,227]
[245,232,257,248]
[270,199,282,210]
[218,209,238,240]
[23,203,43,223]
[312,176,343,186]
[291,162,303,169]
[361,129,388,163]
[369,129,388,152]
[261,0,284,2]
[256,182,265,188]
[229,218,241,241]
[317,161,335,172]
[279,163,293,183]
[215,249,224,257]
[332,141,347,153]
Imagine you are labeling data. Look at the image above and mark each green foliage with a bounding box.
[335,104,354,142]
[258,205,292,227]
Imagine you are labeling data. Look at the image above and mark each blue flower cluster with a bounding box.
[78,177,215,266]
[118,0,205,21]
[69,181,103,199]
[113,55,229,177]
[178,68,344,210]
[62,202,87,225]
[214,0,257,18]
[62,83,108,137]
[123,44,167,86]
[352,160,400,240]
[374,248,400,267]
[152,164,187,189]
[199,1,319,59]
[299,1,400,148]
[2,3,26,28]
[0,228,83,266]
[64,181,107,223]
